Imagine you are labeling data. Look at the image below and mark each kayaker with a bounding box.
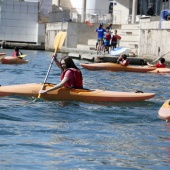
[147,58,166,68]
[39,54,83,94]
[12,47,23,59]
[117,54,129,66]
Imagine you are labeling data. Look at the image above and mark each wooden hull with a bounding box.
[80,63,156,73]
[0,56,28,64]
[0,83,155,103]
[158,99,170,121]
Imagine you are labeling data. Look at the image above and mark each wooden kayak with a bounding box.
[158,99,170,122]
[0,56,28,64]
[148,68,170,73]
[0,52,6,56]
[0,83,155,103]
[80,63,156,73]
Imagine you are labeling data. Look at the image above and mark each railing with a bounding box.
[47,7,122,25]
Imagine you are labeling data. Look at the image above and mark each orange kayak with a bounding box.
[80,63,156,73]
[0,83,155,103]
[158,99,170,122]
[148,68,170,73]
[0,56,28,64]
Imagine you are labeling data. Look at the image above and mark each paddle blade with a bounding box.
[55,32,67,52]
[19,55,27,58]
[54,32,62,51]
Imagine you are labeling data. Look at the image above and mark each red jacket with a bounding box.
[60,68,83,89]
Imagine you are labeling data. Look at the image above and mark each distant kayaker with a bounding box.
[117,54,129,66]
[147,58,166,68]
[12,47,23,59]
[39,54,83,94]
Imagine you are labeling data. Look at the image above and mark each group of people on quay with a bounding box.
[95,23,121,55]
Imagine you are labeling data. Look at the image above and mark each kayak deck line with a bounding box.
[0,83,155,103]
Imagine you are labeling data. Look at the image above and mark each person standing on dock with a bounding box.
[111,30,121,49]
[95,23,106,54]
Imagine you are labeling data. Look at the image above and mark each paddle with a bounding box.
[151,50,170,64]
[35,31,67,101]
[19,55,27,58]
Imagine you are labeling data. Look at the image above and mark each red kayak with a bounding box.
[0,56,28,64]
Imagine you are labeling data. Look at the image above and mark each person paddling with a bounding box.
[39,54,83,94]
[12,47,23,59]
[147,58,166,68]
[117,54,129,66]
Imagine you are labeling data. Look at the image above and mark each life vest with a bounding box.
[12,51,18,57]
[60,68,83,89]
[155,63,166,68]
[120,59,129,66]
[111,35,117,43]
[105,33,111,41]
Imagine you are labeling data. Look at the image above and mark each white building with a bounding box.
[0,0,46,44]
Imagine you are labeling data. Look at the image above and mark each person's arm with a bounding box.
[39,76,69,94]
[53,53,61,69]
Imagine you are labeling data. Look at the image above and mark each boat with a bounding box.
[80,62,156,73]
[158,99,170,122]
[0,52,6,56]
[0,83,155,103]
[110,47,131,56]
[0,56,28,64]
[148,68,170,73]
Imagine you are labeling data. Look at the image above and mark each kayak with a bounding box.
[148,68,170,73]
[110,47,131,56]
[0,56,28,64]
[80,62,156,73]
[0,83,155,103]
[0,52,6,56]
[158,99,170,122]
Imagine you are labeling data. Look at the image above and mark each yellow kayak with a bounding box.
[80,63,156,73]
[0,83,155,103]
[158,99,170,122]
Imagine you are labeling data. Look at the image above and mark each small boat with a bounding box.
[0,52,6,56]
[148,68,170,73]
[0,56,28,64]
[80,62,156,73]
[0,83,155,103]
[110,47,131,56]
[158,99,170,122]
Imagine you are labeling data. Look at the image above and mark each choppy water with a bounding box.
[0,49,170,170]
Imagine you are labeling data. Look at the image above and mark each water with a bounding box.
[0,50,170,170]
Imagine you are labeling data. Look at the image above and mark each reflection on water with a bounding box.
[0,50,170,169]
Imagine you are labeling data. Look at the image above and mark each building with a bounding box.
[0,0,46,46]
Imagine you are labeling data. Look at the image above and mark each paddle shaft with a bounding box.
[37,56,55,98]
[151,50,170,64]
